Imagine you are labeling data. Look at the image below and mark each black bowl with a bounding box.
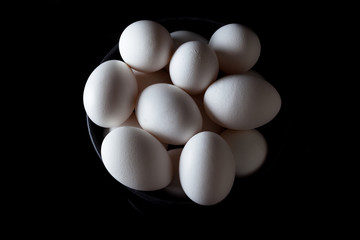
[86,17,288,215]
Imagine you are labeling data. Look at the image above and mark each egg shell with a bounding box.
[135,83,202,145]
[101,126,172,191]
[169,41,219,95]
[209,23,261,74]
[220,129,268,177]
[119,20,173,72]
[204,73,281,130]
[179,131,235,206]
[164,148,187,198]
[83,60,138,128]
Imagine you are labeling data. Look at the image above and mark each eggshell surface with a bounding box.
[83,60,137,128]
[101,126,172,191]
[221,129,268,177]
[119,20,173,72]
[209,23,261,74]
[169,41,219,95]
[179,131,235,206]
[135,83,202,145]
[204,73,281,130]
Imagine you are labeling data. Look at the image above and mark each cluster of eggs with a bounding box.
[83,20,281,206]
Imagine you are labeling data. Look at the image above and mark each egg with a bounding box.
[169,41,219,95]
[119,20,173,72]
[179,131,235,206]
[164,148,187,198]
[135,83,202,145]
[204,73,281,130]
[83,60,138,128]
[220,129,268,177]
[209,23,261,74]
[101,126,172,191]
[131,69,171,94]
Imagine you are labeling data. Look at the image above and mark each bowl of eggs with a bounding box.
[84,17,285,214]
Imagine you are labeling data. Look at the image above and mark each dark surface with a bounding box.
[30,1,329,226]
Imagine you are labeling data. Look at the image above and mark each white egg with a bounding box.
[131,69,171,94]
[135,83,202,145]
[163,30,208,72]
[119,20,173,72]
[83,60,138,128]
[209,23,261,74]
[164,148,187,198]
[179,131,235,206]
[220,129,268,177]
[204,73,281,130]
[101,126,172,191]
[170,30,208,50]
[169,41,219,95]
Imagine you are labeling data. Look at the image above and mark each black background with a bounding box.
[14,0,340,230]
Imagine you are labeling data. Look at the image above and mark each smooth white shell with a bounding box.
[135,83,202,145]
[119,20,173,72]
[179,131,235,206]
[204,73,281,130]
[83,60,137,128]
[221,129,268,177]
[101,126,172,191]
[169,41,219,95]
[209,23,261,74]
